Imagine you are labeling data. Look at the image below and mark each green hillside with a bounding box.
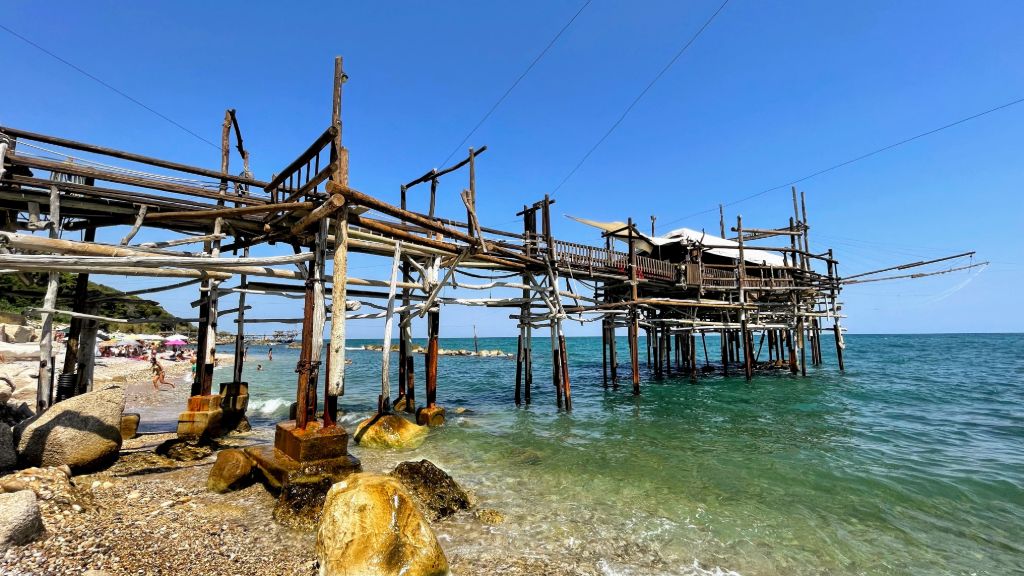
[0,273,191,333]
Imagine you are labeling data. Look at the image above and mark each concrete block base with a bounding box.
[416,405,446,427]
[120,413,140,440]
[177,395,224,440]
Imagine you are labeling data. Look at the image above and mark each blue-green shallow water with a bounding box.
[203,334,1023,575]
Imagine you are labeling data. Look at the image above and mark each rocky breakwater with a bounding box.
[362,343,512,359]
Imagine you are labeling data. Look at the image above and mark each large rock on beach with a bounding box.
[316,473,449,576]
[14,385,125,472]
[0,489,44,548]
[0,323,38,344]
[353,414,427,449]
[0,376,14,405]
[0,363,37,405]
[207,448,255,493]
[390,459,472,520]
[0,423,16,472]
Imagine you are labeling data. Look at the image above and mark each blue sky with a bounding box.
[2,0,1021,337]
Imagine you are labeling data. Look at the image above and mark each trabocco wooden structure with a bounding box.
[0,57,982,478]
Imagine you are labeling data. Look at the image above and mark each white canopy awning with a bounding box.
[659,227,786,267]
[567,216,785,267]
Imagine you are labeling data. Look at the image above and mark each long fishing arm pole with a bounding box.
[843,251,976,281]
[842,261,988,285]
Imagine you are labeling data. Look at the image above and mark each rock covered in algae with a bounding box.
[390,459,471,520]
[316,473,449,576]
[353,414,427,449]
[206,448,255,493]
[14,385,125,472]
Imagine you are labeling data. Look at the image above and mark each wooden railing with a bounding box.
[264,125,338,205]
[685,263,796,289]
[550,239,676,281]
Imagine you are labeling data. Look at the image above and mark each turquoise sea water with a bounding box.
[209,334,1023,575]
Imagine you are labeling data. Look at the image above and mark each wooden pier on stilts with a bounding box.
[1,57,985,484]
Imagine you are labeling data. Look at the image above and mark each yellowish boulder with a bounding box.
[316,473,448,576]
[353,414,427,449]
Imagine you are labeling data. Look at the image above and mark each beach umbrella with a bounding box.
[164,334,190,342]
[165,339,187,347]
[116,338,140,346]
[99,339,119,348]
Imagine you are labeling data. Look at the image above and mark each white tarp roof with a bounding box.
[658,227,786,267]
[567,216,785,267]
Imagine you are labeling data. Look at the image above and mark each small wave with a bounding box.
[250,397,291,416]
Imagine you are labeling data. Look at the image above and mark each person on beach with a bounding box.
[256,364,263,371]
[151,355,172,390]
[268,347,273,361]
[244,346,249,361]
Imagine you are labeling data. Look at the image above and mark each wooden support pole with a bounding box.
[627,218,640,395]
[378,242,401,414]
[75,310,98,394]
[701,331,710,368]
[295,254,317,430]
[787,328,798,374]
[551,318,562,409]
[425,308,439,408]
[559,326,571,411]
[689,332,698,382]
[61,227,96,380]
[37,184,61,412]
[721,327,729,375]
[829,249,845,371]
[304,221,329,424]
[737,215,753,381]
[232,245,249,385]
[665,326,672,376]
[515,330,524,404]
[325,55,348,427]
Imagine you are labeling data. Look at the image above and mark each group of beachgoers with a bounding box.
[146,344,277,391]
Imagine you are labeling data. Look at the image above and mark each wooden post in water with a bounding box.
[737,216,753,381]
[787,328,798,374]
[559,328,572,410]
[601,318,609,388]
[377,243,401,414]
[627,218,641,395]
[689,331,698,383]
[397,184,412,411]
[720,326,729,376]
[425,309,439,409]
[828,249,845,371]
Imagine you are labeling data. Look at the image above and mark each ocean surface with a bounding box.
[197,334,1022,575]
